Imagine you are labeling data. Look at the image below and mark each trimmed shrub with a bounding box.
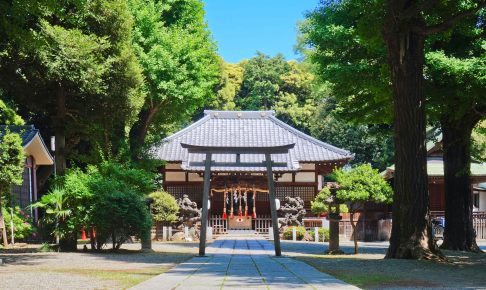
[282,226,308,240]
[309,228,330,242]
[90,173,152,250]
[149,191,179,223]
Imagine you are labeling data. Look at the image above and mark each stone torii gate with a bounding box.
[180,143,296,257]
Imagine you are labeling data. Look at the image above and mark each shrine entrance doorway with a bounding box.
[210,175,270,231]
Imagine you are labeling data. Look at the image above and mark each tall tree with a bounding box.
[0,0,143,172]
[211,60,244,110]
[383,0,485,258]
[302,0,485,258]
[426,23,486,251]
[236,52,291,110]
[128,0,220,156]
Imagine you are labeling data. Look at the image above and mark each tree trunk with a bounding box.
[55,84,67,176]
[384,1,441,260]
[441,120,481,252]
[350,212,358,254]
[0,195,8,247]
[129,105,160,159]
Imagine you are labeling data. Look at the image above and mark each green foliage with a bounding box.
[1,0,144,166]
[472,121,486,162]
[236,52,291,110]
[310,102,394,170]
[311,187,349,215]
[128,0,220,151]
[2,206,34,240]
[309,227,330,242]
[149,191,179,223]
[334,164,392,212]
[0,100,24,125]
[300,0,486,148]
[0,131,24,195]
[96,161,156,196]
[212,60,244,110]
[33,160,155,249]
[282,226,308,241]
[90,184,151,250]
[31,187,72,241]
[299,0,391,125]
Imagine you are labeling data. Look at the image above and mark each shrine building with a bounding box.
[153,110,353,232]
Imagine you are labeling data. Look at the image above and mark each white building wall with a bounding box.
[480,192,486,212]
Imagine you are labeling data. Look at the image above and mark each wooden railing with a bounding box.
[208,215,273,234]
[254,215,272,234]
[209,215,228,234]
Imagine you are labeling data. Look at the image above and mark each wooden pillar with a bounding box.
[199,153,212,256]
[265,153,281,256]
[32,157,39,222]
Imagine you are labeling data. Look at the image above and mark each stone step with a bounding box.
[225,229,259,236]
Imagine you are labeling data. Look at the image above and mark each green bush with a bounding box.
[282,226,308,240]
[2,206,35,240]
[88,162,155,250]
[149,191,179,223]
[90,175,152,250]
[33,160,156,250]
[309,228,330,242]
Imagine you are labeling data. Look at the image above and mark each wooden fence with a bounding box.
[339,219,392,241]
[208,215,273,234]
[431,211,486,240]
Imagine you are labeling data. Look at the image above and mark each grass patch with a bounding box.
[324,270,396,288]
[53,266,172,288]
[296,250,486,289]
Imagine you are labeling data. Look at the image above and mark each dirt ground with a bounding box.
[0,242,196,290]
[282,241,486,289]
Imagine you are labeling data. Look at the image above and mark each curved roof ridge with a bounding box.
[268,115,352,158]
[163,114,211,142]
[204,110,275,118]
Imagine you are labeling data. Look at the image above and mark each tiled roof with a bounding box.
[152,110,353,172]
[0,125,54,165]
[383,156,486,179]
[0,125,39,146]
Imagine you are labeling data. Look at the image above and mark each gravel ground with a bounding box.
[0,242,196,290]
[1,240,485,290]
[283,240,486,289]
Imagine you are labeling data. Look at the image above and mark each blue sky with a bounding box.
[203,0,320,63]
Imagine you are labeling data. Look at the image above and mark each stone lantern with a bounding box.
[325,185,344,254]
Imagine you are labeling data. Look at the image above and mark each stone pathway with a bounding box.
[131,238,359,290]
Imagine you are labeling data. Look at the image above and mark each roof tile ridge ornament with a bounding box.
[203,110,275,119]
[267,114,353,159]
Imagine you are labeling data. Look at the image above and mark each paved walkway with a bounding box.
[131,238,359,290]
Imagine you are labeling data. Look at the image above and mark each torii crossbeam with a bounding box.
[180,143,296,257]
